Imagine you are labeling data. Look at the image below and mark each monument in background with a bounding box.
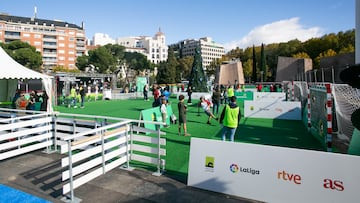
[215,60,245,85]
[275,56,312,82]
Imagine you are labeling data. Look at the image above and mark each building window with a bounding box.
[34,34,41,38]
[23,33,30,37]
[59,50,65,54]
[59,43,65,47]
[59,36,65,40]
[34,41,41,46]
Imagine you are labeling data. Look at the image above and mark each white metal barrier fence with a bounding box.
[0,109,167,202]
[0,108,53,161]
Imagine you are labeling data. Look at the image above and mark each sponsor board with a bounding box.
[244,101,301,120]
[253,92,286,102]
[187,138,360,203]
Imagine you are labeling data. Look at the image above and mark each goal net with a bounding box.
[332,84,360,152]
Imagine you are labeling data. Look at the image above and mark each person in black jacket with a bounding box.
[79,85,86,108]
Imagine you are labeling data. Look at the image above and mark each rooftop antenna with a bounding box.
[34,6,37,19]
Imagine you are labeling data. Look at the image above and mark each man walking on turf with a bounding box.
[219,96,241,142]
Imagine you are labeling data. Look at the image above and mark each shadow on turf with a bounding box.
[216,120,325,151]
[166,136,191,145]
[128,107,146,111]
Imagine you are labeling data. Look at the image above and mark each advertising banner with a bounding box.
[244,101,301,120]
[136,77,147,93]
[188,138,360,203]
[140,105,173,131]
[253,92,286,102]
[234,91,253,101]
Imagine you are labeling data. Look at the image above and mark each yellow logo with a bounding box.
[205,156,214,168]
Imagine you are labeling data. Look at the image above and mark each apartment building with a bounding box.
[169,37,225,69]
[0,13,86,70]
[92,29,168,64]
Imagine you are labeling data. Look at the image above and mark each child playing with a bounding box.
[160,98,169,128]
[178,94,190,136]
[200,96,217,125]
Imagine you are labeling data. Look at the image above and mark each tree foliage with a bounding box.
[124,52,153,73]
[52,65,80,73]
[0,40,43,72]
[156,48,177,84]
[225,29,355,82]
[177,56,193,81]
[75,44,153,74]
[88,46,116,73]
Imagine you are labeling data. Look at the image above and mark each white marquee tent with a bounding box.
[0,46,53,112]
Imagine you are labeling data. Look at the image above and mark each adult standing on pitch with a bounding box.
[219,96,241,142]
[178,94,190,136]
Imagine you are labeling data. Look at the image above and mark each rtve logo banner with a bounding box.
[277,170,344,191]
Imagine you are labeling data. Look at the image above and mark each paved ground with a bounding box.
[0,150,262,203]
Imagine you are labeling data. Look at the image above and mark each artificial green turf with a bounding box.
[55,97,325,182]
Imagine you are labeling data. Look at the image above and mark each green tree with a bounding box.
[188,46,208,92]
[338,44,355,54]
[206,58,223,78]
[260,43,267,82]
[1,40,42,71]
[75,55,89,71]
[292,52,311,58]
[242,59,253,82]
[124,52,153,74]
[156,48,177,84]
[177,56,193,81]
[52,65,80,73]
[314,49,337,68]
[88,46,116,73]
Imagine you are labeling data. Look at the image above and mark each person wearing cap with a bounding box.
[219,96,241,142]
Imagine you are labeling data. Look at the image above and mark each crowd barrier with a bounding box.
[0,109,167,202]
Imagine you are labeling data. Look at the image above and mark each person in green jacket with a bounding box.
[70,85,77,108]
[219,96,241,142]
[227,85,234,103]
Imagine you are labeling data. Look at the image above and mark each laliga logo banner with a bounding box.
[187,138,360,203]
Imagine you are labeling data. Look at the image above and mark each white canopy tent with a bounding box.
[0,46,53,112]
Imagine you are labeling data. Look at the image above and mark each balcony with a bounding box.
[76,40,85,45]
[76,46,86,51]
[4,34,21,40]
[43,37,57,42]
[42,52,57,57]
